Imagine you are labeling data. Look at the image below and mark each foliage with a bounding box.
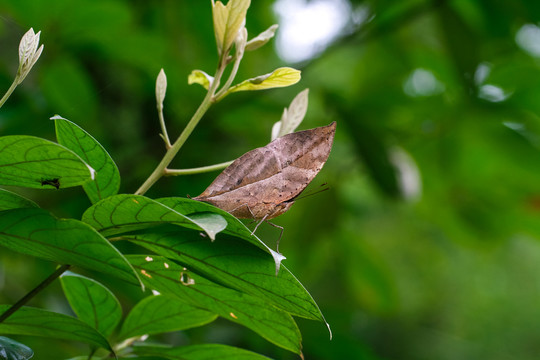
[2,0,540,359]
[0,1,324,359]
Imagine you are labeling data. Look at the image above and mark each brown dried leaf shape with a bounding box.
[194,122,336,220]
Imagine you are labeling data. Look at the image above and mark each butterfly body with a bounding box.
[194,122,336,220]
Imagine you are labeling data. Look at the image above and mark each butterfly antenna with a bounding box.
[293,183,330,202]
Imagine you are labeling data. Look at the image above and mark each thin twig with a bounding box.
[0,264,71,324]
[164,160,233,176]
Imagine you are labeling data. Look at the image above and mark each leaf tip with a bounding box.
[87,164,96,180]
[270,250,286,275]
[49,114,65,121]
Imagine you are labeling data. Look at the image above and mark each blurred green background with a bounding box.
[2,0,540,359]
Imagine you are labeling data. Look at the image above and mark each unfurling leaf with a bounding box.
[188,70,213,90]
[272,88,309,140]
[235,27,248,60]
[156,68,167,106]
[246,24,279,51]
[17,28,44,84]
[227,67,301,93]
[212,0,251,55]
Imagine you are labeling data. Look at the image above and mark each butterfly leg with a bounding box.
[264,220,284,253]
[251,214,268,235]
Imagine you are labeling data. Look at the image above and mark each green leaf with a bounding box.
[156,197,286,274]
[0,135,94,189]
[133,343,272,360]
[0,306,112,352]
[53,115,121,204]
[0,336,34,360]
[60,272,122,338]
[228,67,301,93]
[246,24,279,51]
[126,227,327,323]
[129,255,302,354]
[0,188,38,211]
[82,194,227,240]
[0,208,139,285]
[119,294,217,339]
[188,70,213,90]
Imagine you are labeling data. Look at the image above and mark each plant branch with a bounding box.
[157,102,172,149]
[135,64,226,196]
[0,264,71,324]
[215,53,242,101]
[0,78,20,109]
[165,160,233,176]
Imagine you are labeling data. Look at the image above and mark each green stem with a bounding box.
[215,51,243,101]
[0,77,20,109]
[157,102,172,149]
[135,64,225,196]
[0,264,71,324]
[165,160,233,176]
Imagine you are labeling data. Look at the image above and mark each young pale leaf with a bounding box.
[271,88,309,140]
[0,135,94,189]
[129,255,303,354]
[212,0,251,54]
[188,70,213,90]
[0,188,38,211]
[0,306,113,352]
[82,194,227,240]
[212,1,228,53]
[0,336,34,360]
[156,197,286,273]
[17,28,44,85]
[228,67,301,93]
[156,68,167,106]
[60,272,122,338]
[119,294,217,339]
[0,208,139,285]
[126,227,327,323]
[133,343,272,360]
[246,24,279,51]
[53,115,120,203]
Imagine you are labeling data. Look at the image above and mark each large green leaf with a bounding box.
[0,336,33,360]
[0,208,139,285]
[119,294,217,339]
[0,188,38,211]
[156,197,286,272]
[60,272,122,338]
[128,255,302,354]
[82,194,226,240]
[54,115,121,203]
[133,343,272,360]
[126,227,327,323]
[0,135,94,189]
[0,306,112,352]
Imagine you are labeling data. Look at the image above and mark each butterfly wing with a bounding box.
[194,122,336,219]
